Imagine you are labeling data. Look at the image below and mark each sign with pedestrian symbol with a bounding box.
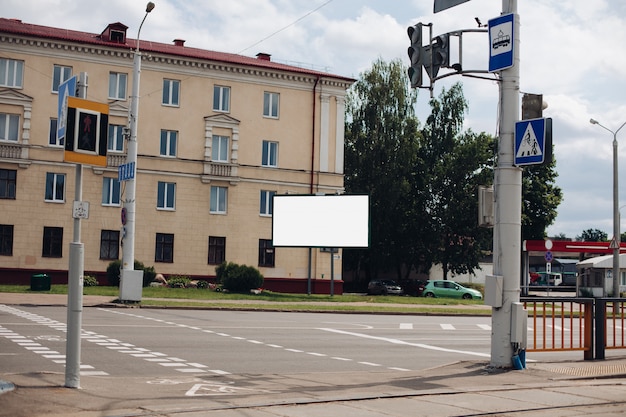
[515,118,548,166]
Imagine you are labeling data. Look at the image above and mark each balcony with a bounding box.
[0,142,23,159]
[201,161,239,184]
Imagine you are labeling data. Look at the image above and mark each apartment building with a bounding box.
[0,17,353,292]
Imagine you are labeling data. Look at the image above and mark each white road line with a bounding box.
[477,324,492,331]
[440,324,455,330]
[399,323,413,329]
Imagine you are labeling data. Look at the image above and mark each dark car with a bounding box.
[367,279,404,295]
[399,279,427,296]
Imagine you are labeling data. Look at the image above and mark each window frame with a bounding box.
[263,91,279,118]
[0,113,20,142]
[42,226,63,258]
[210,185,227,214]
[213,85,230,112]
[44,172,65,203]
[48,118,62,147]
[162,79,180,107]
[0,169,17,199]
[208,236,226,265]
[108,72,127,100]
[52,65,72,93]
[211,135,229,162]
[160,129,178,157]
[260,190,275,216]
[261,140,278,167]
[258,239,275,267]
[102,177,121,206]
[0,58,24,88]
[0,224,14,256]
[108,124,125,153]
[99,229,119,260]
[155,232,174,263]
[157,181,176,210]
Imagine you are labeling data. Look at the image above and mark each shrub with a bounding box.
[168,275,191,288]
[106,260,157,287]
[216,261,264,293]
[83,274,99,287]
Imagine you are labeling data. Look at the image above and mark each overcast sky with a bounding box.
[3,0,626,240]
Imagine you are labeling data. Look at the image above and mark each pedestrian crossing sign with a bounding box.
[514,118,551,166]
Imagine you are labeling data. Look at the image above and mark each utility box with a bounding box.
[484,275,503,307]
[30,273,51,291]
[120,269,143,302]
[511,302,528,347]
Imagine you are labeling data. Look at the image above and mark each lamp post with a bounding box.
[590,118,626,297]
[121,2,155,300]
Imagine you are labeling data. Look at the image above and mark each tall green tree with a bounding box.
[577,228,608,242]
[343,58,422,283]
[421,84,494,279]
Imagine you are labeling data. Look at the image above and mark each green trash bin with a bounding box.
[30,274,51,291]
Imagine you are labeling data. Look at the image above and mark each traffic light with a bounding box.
[521,93,545,120]
[431,34,450,73]
[407,23,423,88]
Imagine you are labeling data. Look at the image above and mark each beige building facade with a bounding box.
[0,18,353,290]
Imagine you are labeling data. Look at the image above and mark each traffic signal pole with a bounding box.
[490,0,522,367]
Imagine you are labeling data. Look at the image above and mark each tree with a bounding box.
[577,228,608,242]
[343,58,423,283]
[421,84,494,279]
[521,146,562,240]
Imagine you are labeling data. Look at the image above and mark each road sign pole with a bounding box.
[490,0,522,368]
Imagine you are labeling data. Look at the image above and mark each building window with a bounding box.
[155,233,174,263]
[42,226,63,258]
[262,140,278,167]
[258,239,275,267]
[108,72,127,100]
[162,79,180,106]
[49,119,63,147]
[210,186,227,214]
[0,58,24,88]
[102,177,120,206]
[45,173,65,202]
[157,181,176,210]
[0,113,20,142]
[100,230,119,260]
[263,92,279,118]
[52,65,72,93]
[213,85,230,112]
[212,135,229,162]
[0,224,14,256]
[208,236,226,265]
[108,124,125,152]
[160,130,177,157]
[0,169,17,199]
[260,190,275,216]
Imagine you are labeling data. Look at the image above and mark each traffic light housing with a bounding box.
[64,96,109,166]
[428,33,450,79]
[521,93,544,120]
[407,23,423,88]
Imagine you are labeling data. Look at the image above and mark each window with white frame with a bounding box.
[160,130,178,157]
[49,119,62,146]
[0,113,19,142]
[260,190,275,216]
[263,92,279,118]
[162,79,180,106]
[0,58,24,88]
[44,172,65,202]
[261,140,278,167]
[212,135,229,162]
[213,85,230,112]
[102,177,120,206]
[52,65,72,93]
[108,124,125,152]
[157,181,176,210]
[210,186,227,214]
[108,72,127,100]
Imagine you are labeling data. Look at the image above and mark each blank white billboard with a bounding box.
[272,195,369,247]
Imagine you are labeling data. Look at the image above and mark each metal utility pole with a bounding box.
[120,2,155,301]
[490,0,522,367]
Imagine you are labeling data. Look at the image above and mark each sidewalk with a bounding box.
[1,292,626,416]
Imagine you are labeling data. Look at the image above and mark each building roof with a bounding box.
[0,17,354,83]
[577,253,626,269]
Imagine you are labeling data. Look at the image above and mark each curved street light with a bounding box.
[121,2,155,301]
[590,118,626,297]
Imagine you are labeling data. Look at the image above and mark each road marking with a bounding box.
[477,324,492,331]
[440,324,455,330]
[319,328,490,358]
[399,323,413,329]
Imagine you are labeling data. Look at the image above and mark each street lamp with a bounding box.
[121,2,155,301]
[590,118,626,297]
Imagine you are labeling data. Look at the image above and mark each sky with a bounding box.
[3,0,626,240]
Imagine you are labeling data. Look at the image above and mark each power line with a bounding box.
[237,0,334,54]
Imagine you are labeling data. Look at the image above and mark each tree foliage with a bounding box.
[577,228,608,242]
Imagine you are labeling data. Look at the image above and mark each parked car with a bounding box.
[367,279,404,295]
[399,279,427,297]
[422,280,483,300]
